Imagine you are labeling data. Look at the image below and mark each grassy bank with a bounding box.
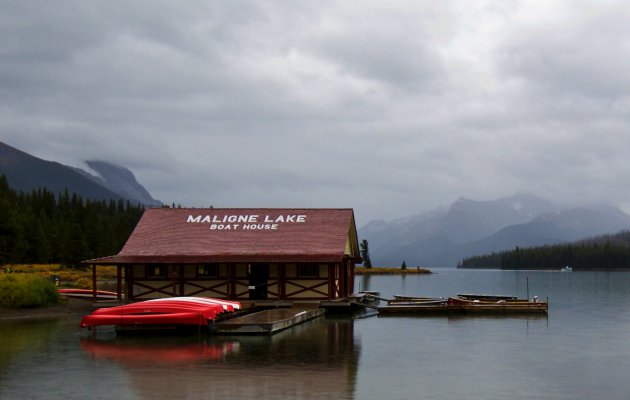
[1,264,117,311]
[0,274,60,307]
[3,264,118,289]
[355,266,431,275]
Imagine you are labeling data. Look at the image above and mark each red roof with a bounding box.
[86,208,360,264]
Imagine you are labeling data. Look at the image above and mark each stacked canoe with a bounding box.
[80,297,242,329]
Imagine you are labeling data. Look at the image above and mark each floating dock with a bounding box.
[211,306,325,335]
[377,298,548,316]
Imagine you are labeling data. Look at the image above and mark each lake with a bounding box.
[2,269,630,400]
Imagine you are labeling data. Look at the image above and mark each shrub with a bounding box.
[0,273,60,308]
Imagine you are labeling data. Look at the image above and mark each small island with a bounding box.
[355,266,431,275]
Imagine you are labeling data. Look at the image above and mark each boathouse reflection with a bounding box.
[80,318,359,399]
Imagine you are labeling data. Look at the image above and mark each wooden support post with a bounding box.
[117,265,123,302]
[228,264,235,299]
[172,264,177,296]
[349,261,355,295]
[179,264,185,296]
[328,264,341,300]
[92,264,97,301]
[127,265,134,301]
[279,263,286,300]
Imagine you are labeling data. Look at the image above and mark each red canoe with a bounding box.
[144,296,241,312]
[80,297,241,328]
[80,312,207,328]
[90,303,222,320]
[58,288,119,300]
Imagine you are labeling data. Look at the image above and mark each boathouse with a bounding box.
[84,208,361,302]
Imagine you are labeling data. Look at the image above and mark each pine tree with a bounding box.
[401,260,407,270]
[0,175,145,266]
[360,239,372,268]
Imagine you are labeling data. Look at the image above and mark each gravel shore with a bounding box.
[0,298,100,321]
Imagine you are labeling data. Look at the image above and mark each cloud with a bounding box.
[2,0,630,225]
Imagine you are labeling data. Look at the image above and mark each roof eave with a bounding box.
[83,253,349,265]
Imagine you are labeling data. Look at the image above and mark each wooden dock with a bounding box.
[211,306,325,335]
[377,301,548,316]
[320,292,380,318]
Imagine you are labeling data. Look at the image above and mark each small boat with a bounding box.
[393,295,444,301]
[561,266,573,272]
[377,295,548,315]
[456,294,518,302]
[387,298,447,306]
[80,297,241,329]
[447,297,548,313]
[58,288,120,300]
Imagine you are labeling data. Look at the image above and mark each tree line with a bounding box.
[0,175,144,267]
[459,233,630,270]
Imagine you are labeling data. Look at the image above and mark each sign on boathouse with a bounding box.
[187,212,307,230]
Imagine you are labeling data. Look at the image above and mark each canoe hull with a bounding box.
[80,312,208,328]
[80,297,242,329]
[58,289,119,300]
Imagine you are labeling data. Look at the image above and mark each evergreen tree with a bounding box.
[0,175,145,266]
[0,198,14,264]
[401,260,407,270]
[62,223,90,267]
[360,239,372,268]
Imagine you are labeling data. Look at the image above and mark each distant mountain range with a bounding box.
[358,194,630,268]
[0,141,161,207]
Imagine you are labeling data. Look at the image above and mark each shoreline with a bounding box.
[355,267,431,275]
[0,298,99,321]
[2,268,431,321]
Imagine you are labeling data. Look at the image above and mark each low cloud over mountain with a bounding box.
[359,194,630,268]
[0,141,161,207]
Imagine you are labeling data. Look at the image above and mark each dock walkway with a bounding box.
[212,305,325,335]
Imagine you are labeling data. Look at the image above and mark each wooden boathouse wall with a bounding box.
[85,208,360,301]
[124,262,354,300]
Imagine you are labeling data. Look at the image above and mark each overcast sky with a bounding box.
[2,0,630,225]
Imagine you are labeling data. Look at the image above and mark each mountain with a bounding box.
[358,194,630,268]
[0,141,161,206]
[82,161,161,207]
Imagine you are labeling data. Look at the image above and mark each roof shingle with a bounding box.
[86,208,360,264]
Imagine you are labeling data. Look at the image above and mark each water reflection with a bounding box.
[8,271,627,400]
[0,319,60,374]
[357,275,371,294]
[80,337,239,364]
[78,317,359,400]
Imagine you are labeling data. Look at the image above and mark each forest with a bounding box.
[459,232,630,270]
[0,175,144,267]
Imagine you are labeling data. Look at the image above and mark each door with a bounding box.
[249,263,269,300]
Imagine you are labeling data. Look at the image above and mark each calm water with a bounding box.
[2,269,630,400]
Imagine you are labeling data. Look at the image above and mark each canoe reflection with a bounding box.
[78,319,359,400]
[80,337,238,363]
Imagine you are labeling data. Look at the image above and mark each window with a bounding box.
[197,264,219,278]
[297,264,319,278]
[146,265,169,278]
